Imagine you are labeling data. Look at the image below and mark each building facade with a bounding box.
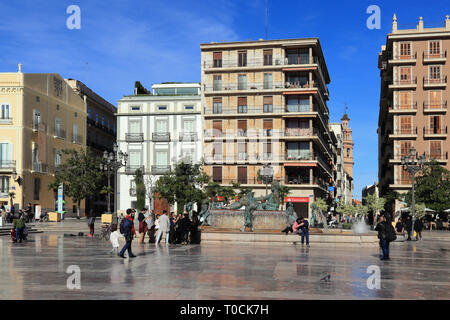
[116,83,202,214]
[200,38,336,219]
[378,15,450,212]
[0,66,87,214]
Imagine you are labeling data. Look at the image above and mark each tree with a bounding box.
[231,182,252,199]
[100,186,113,214]
[49,149,102,218]
[404,160,450,214]
[380,186,400,217]
[144,175,156,210]
[336,203,356,218]
[134,169,146,211]
[314,197,328,212]
[135,81,150,94]
[278,184,291,207]
[154,161,209,214]
[205,182,236,205]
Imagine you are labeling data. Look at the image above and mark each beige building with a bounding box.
[0,66,87,214]
[200,38,336,219]
[378,15,450,212]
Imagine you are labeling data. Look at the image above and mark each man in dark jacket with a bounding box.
[119,209,137,258]
[375,215,390,260]
[405,216,413,241]
[414,218,424,241]
[177,213,191,245]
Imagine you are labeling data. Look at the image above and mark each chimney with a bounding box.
[18,63,22,73]
[417,16,424,31]
[392,14,398,33]
[446,15,450,30]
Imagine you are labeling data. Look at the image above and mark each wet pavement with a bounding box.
[0,226,449,300]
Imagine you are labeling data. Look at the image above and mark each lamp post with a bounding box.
[260,164,274,195]
[401,147,426,240]
[100,143,128,225]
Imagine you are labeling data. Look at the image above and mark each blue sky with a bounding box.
[1,0,449,198]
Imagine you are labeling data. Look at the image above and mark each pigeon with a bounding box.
[320,274,331,282]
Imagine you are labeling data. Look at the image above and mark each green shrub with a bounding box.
[342,223,353,230]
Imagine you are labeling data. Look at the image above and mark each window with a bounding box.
[213,52,222,68]
[430,115,441,134]
[156,151,168,166]
[95,113,99,123]
[400,141,412,157]
[429,66,441,81]
[238,120,247,136]
[238,97,247,113]
[238,74,247,90]
[56,104,60,111]
[156,120,168,133]
[400,169,412,184]
[263,49,273,66]
[131,106,141,111]
[399,42,411,58]
[184,105,194,110]
[36,96,40,102]
[263,119,273,136]
[430,141,442,159]
[429,40,440,56]
[158,106,167,111]
[54,150,62,167]
[237,142,247,160]
[73,124,78,143]
[88,109,91,118]
[213,120,222,137]
[101,116,105,126]
[183,119,194,133]
[263,142,272,159]
[213,167,222,183]
[399,67,411,83]
[238,51,247,67]
[287,49,309,65]
[213,97,222,114]
[129,120,142,134]
[398,91,412,109]
[399,116,412,134]
[237,166,247,184]
[107,120,110,129]
[0,143,12,165]
[54,118,62,137]
[33,178,40,200]
[1,104,10,119]
[347,148,350,157]
[264,73,272,89]
[429,91,442,108]
[263,96,273,113]
[0,176,9,194]
[129,150,142,167]
[213,75,222,91]
[287,142,309,160]
[33,110,41,129]
[212,142,222,160]
[286,119,309,136]
[287,97,310,112]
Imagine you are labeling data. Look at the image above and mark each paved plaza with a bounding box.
[0,220,449,300]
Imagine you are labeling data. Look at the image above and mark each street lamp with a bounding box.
[401,146,426,240]
[260,164,274,195]
[100,143,128,225]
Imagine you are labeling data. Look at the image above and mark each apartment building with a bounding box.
[116,83,202,214]
[0,66,87,214]
[66,79,117,214]
[200,38,336,219]
[378,15,450,212]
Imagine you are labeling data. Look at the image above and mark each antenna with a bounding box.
[265,0,268,39]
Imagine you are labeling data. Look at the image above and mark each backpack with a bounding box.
[120,218,132,235]
[385,223,397,242]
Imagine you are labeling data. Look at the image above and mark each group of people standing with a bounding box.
[395,216,425,241]
[107,208,202,259]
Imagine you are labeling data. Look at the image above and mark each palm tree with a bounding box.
[8,191,15,208]
[100,186,113,214]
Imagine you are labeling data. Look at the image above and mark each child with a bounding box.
[109,225,123,254]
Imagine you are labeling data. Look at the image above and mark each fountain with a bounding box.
[352,212,370,234]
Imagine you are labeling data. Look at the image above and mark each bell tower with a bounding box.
[341,111,354,177]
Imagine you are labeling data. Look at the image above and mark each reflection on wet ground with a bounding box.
[0,232,449,300]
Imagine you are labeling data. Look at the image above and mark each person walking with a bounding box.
[405,216,413,241]
[375,215,396,260]
[13,215,25,243]
[138,208,148,244]
[118,209,136,258]
[297,217,310,247]
[146,211,156,243]
[156,210,170,245]
[109,224,123,255]
[414,218,424,241]
[87,210,96,237]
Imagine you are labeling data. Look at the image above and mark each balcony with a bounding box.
[204,105,285,116]
[424,76,447,88]
[389,77,417,90]
[423,126,447,139]
[0,160,16,172]
[204,82,285,94]
[126,133,144,142]
[32,122,46,132]
[388,127,418,139]
[53,129,66,139]
[424,102,447,113]
[388,103,417,114]
[125,165,145,175]
[179,132,198,142]
[203,56,318,70]
[389,52,417,65]
[423,51,447,64]
[152,132,170,142]
[151,165,171,175]
[32,162,48,174]
[426,152,448,163]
